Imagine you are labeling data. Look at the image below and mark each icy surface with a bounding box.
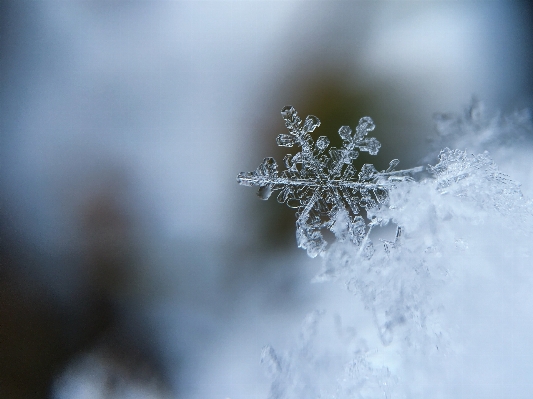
[260,147,533,398]
[237,106,422,257]
[238,105,533,398]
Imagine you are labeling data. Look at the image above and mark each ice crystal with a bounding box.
[237,106,423,257]
[259,141,533,398]
[428,148,523,207]
[243,104,533,399]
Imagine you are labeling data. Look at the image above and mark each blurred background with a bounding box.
[1,1,532,398]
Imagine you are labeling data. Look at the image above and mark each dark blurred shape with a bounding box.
[0,243,75,398]
[0,170,170,398]
[79,177,134,298]
[0,211,108,398]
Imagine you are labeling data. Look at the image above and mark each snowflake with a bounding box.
[237,106,423,257]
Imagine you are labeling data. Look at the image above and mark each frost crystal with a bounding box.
[238,103,533,399]
[237,106,423,257]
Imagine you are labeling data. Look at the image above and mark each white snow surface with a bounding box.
[258,108,533,398]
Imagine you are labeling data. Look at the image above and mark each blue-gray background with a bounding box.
[1,1,532,398]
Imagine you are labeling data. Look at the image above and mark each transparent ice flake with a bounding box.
[237,106,423,257]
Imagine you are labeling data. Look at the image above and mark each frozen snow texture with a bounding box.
[431,99,533,156]
[239,105,533,398]
[262,148,533,398]
[261,311,397,399]
[237,106,422,257]
[428,98,533,198]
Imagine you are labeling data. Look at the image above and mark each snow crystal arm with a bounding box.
[237,106,424,257]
